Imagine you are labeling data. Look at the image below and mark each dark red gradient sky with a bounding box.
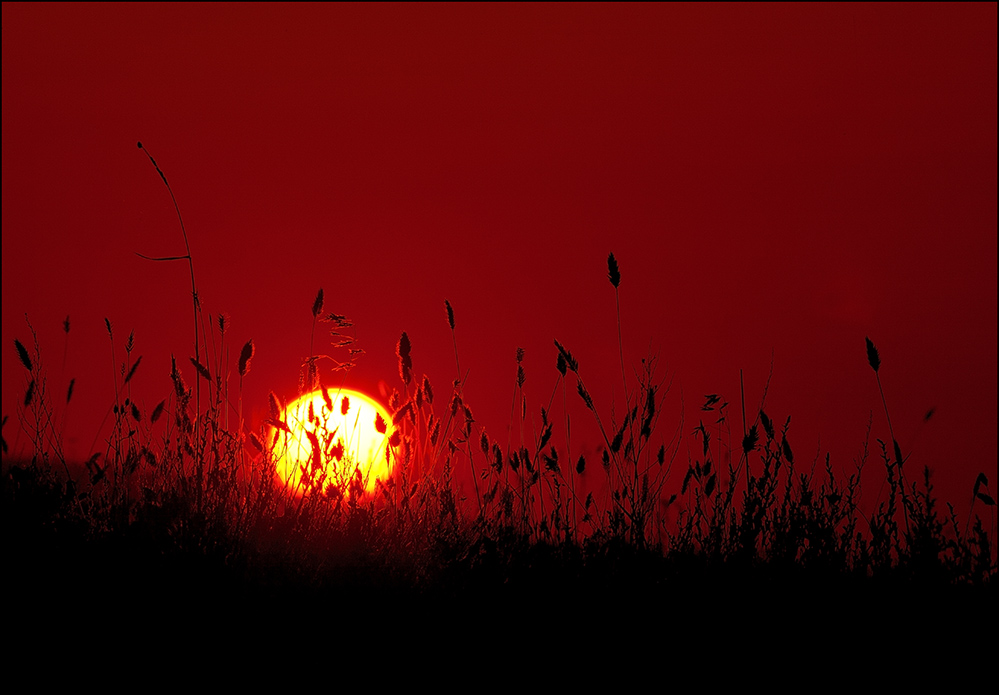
[3,4,996,512]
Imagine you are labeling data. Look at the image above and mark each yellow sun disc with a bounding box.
[270,388,396,497]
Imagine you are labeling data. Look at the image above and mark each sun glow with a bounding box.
[270,388,397,497]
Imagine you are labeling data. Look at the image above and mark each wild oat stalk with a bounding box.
[135,142,202,423]
[439,304,481,517]
[607,253,627,397]
[445,299,459,379]
[13,324,69,477]
[866,337,909,534]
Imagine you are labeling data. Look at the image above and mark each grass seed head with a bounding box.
[124,356,143,384]
[151,400,165,424]
[760,410,774,440]
[607,252,621,288]
[190,357,211,382]
[781,436,794,464]
[397,331,412,385]
[742,424,759,455]
[554,340,578,373]
[238,339,254,377]
[268,391,282,419]
[865,336,881,373]
[445,299,455,329]
[14,339,32,371]
[973,472,988,498]
[312,288,324,318]
[170,356,189,401]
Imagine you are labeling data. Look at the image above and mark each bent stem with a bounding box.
[136,141,204,507]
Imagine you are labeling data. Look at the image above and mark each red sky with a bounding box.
[3,3,996,515]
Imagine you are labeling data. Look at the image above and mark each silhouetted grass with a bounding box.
[3,151,994,631]
[5,258,994,624]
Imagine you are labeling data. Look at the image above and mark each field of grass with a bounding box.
[4,154,994,636]
[4,255,994,634]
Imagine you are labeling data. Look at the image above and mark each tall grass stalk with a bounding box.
[135,142,207,509]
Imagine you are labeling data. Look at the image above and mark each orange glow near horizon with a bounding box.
[271,388,396,497]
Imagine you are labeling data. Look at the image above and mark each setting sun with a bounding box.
[270,388,396,497]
